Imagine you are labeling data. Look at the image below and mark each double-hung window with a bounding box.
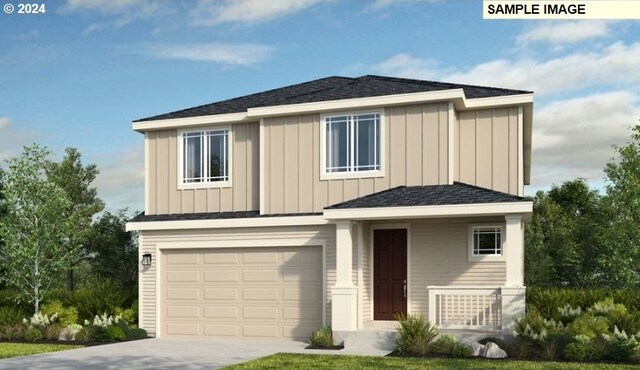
[180,128,230,186]
[324,112,381,176]
[468,225,504,261]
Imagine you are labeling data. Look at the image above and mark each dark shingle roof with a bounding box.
[135,75,532,122]
[130,211,321,222]
[325,182,527,210]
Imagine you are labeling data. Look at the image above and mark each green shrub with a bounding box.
[428,334,458,355]
[539,333,572,360]
[75,327,93,342]
[605,339,639,362]
[89,325,126,342]
[395,313,438,356]
[0,324,24,340]
[60,328,75,341]
[107,326,126,341]
[126,328,148,341]
[24,327,43,343]
[308,326,333,348]
[41,300,79,327]
[478,336,507,349]
[451,343,473,358]
[0,306,26,327]
[44,324,62,341]
[113,306,136,326]
[527,288,640,320]
[514,310,564,343]
[50,280,132,322]
[563,341,601,362]
[567,313,610,339]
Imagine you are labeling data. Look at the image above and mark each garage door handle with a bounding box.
[403,280,407,298]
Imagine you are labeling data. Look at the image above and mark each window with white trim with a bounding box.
[324,112,380,174]
[471,225,503,256]
[180,129,229,184]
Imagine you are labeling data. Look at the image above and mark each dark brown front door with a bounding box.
[373,229,407,320]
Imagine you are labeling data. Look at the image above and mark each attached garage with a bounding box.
[160,246,323,339]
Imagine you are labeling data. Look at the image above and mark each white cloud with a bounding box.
[364,42,640,96]
[146,43,274,66]
[191,0,326,26]
[517,21,611,45]
[93,146,144,212]
[531,91,640,188]
[0,117,9,129]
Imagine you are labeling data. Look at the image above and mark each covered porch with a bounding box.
[323,183,532,347]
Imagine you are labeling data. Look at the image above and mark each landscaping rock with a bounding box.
[480,342,507,358]
[459,339,484,356]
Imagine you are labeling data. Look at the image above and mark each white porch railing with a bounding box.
[427,286,502,331]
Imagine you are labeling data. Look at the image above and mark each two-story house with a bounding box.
[127,75,533,348]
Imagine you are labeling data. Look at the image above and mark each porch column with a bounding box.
[502,214,525,336]
[504,215,524,287]
[331,221,358,331]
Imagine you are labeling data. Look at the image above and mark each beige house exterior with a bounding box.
[127,75,533,347]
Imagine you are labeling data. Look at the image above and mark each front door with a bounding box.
[373,229,407,320]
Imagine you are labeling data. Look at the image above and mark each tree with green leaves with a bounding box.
[602,123,640,286]
[46,147,104,291]
[525,179,609,287]
[0,144,75,313]
[88,210,138,292]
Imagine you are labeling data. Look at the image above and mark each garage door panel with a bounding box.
[204,324,237,336]
[167,288,200,300]
[243,288,278,301]
[243,325,279,337]
[282,267,321,282]
[242,269,278,282]
[283,306,322,320]
[167,270,199,282]
[166,253,200,264]
[204,270,238,282]
[167,323,200,336]
[204,288,238,300]
[167,306,200,318]
[204,253,238,264]
[162,246,322,340]
[204,306,238,319]
[283,249,321,264]
[243,251,278,264]
[283,287,322,302]
[243,307,278,319]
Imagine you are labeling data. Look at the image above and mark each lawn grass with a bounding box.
[225,353,639,370]
[0,343,83,359]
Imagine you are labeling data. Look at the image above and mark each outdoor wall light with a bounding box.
[142,253,152,267]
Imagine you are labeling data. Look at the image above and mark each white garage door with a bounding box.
[161,246,323,339]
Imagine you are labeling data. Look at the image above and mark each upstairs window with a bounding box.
[324,112,381,175]
[180,128,230,186]
[469,225,503,260]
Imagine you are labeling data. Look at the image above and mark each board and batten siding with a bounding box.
[138,224,362,337]
[262,103,451,214]
[454,107,520,195]
[146,122,259,215]
[360,218,506,322]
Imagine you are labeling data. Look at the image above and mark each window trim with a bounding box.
[468,224,505,262]
[177,126,233,189]
[320,109,385,180]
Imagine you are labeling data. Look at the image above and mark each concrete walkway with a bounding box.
[0,338,309,370]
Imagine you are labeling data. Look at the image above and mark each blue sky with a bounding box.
[1,0,639,212]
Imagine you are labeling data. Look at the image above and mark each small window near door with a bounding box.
[468,225,504,261]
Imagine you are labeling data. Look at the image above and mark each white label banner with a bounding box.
[484,0,640,19]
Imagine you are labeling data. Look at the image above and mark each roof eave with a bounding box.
[131,90,534,132]
[323,201,533,221]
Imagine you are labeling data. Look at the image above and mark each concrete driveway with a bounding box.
[0,338,308,370]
